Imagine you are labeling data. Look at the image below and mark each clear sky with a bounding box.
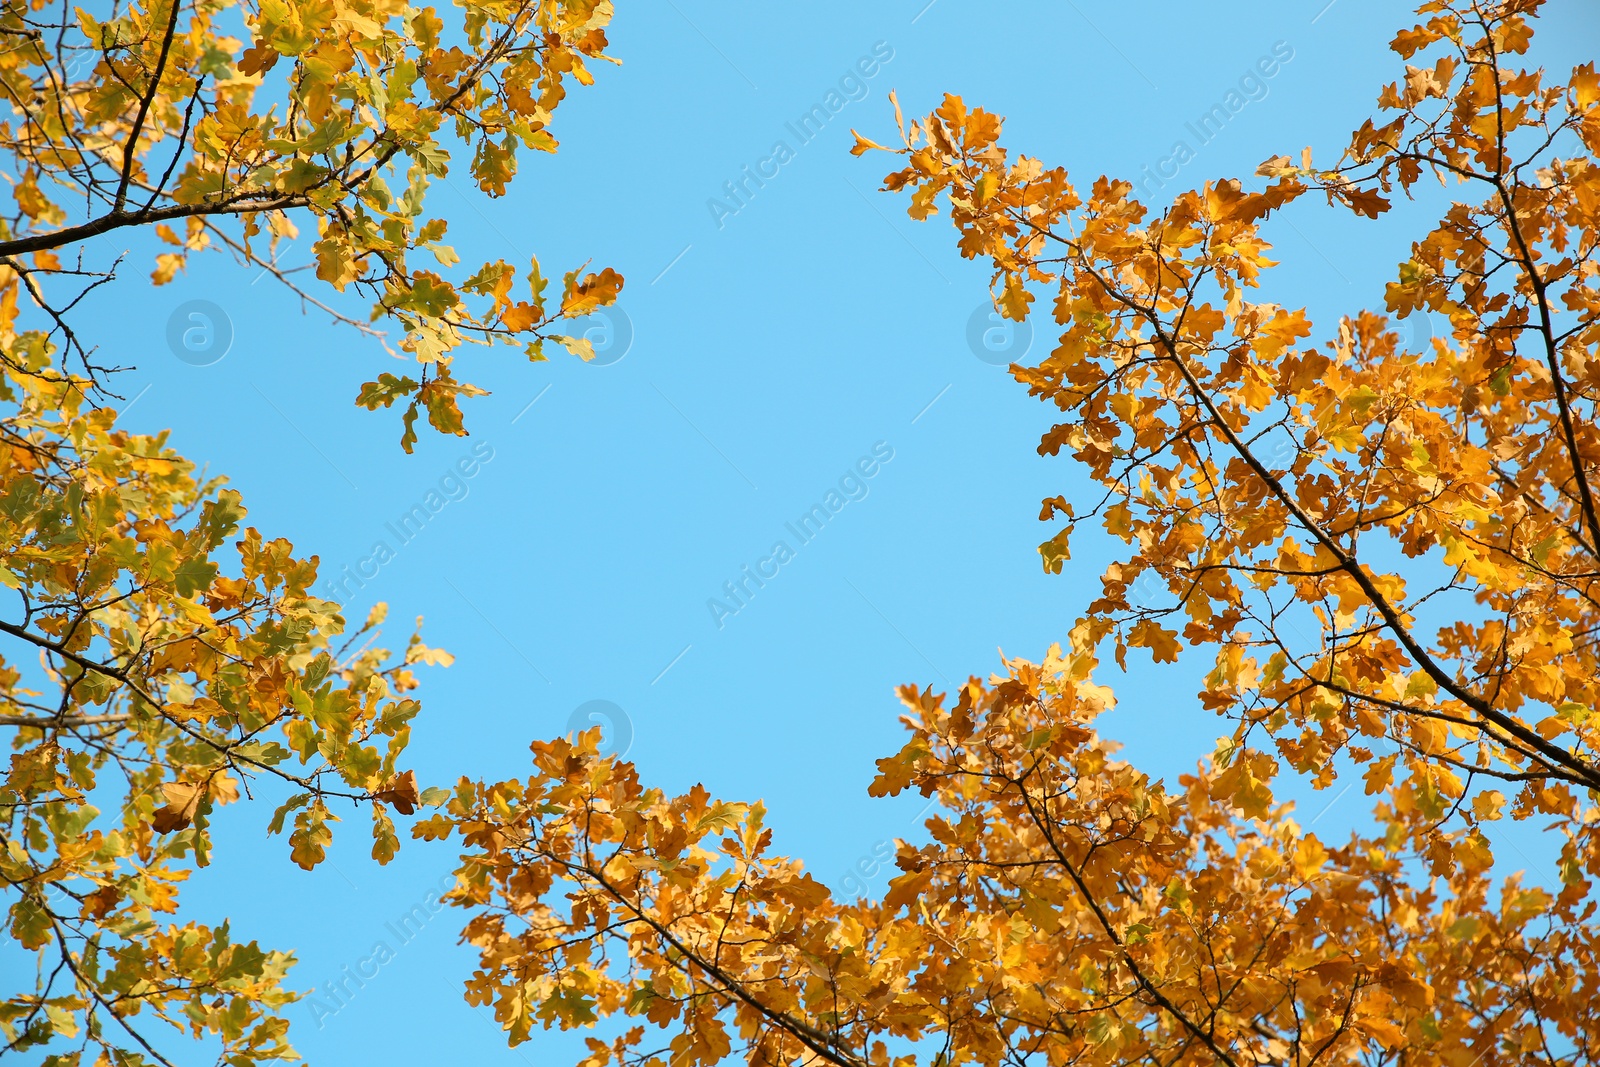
[93,1,1600,1062]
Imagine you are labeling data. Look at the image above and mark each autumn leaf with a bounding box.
[501,302,543,331]
[1128,619,1181,663]
[151,781,205,833]
[357,373,421,410]
[374,769,420,815]
[80,885,121,920]
[553,333,596,361]
[290,801,335,870]
[561,267,624,318]
[850,129,892,156]
[238,43,280,75]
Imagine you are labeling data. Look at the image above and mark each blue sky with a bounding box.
[88,1,1600,1062]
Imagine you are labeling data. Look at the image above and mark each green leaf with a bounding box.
[357,373,420,410]
[268,793,312,836]
[9,895,52,950]
[174,557,220,598]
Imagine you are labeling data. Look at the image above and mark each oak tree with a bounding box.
[429,4,1600,1067]
[0,0,624,449]
[0,0,624,1061]
[0,339,454,1062]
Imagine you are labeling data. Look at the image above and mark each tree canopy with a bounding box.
[6,0,1600,1066]
[427,3,1600,1066]
[0,0,624,449]
[0,0,618,1059]
[0,346,447,1061]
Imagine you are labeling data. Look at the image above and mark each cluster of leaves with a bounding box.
[0,285,449,1064]
[413,1,1600,1066]
[860,1,1600,828]
[8,0,1600,1064]
[0,0,624,448]
[0,0,635,1059]
[421,638,1600,1067]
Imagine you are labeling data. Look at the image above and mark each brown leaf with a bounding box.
[374,769,420,815]
[81,885,121,920]
[150,781,204,833]
[238,44,280,76]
